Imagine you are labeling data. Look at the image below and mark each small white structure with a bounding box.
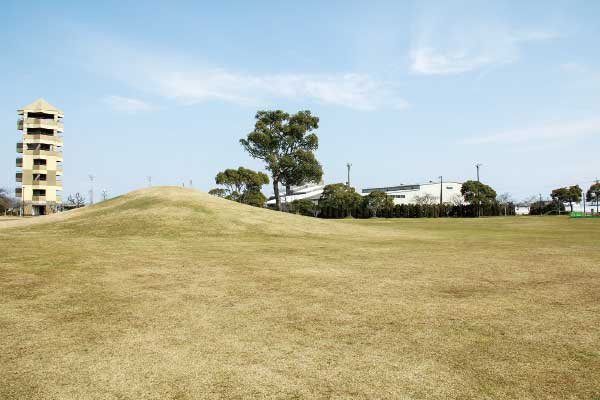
[361,181,463,205]
[265,182,325,207]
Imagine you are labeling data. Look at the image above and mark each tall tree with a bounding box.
[551,185,582,212]
[586,182,600,210]
[240,110,320,210]
[210,167,269,206]
[319,183,362,214]
[460,180,497,204]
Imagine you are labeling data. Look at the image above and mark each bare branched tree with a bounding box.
[414,193,438,206]
[497,192,514,216]
[449,193,464,206]
[67,193,86,208]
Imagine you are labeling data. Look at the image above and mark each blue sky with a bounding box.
[2,0,599,201]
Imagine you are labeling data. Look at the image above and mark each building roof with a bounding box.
[362,181,462,194]
[18,98,63,116]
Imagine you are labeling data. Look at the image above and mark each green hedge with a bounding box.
[316,202,516,219]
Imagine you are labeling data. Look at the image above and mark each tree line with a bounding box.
[527,183,600,215]
[289,181,515,219]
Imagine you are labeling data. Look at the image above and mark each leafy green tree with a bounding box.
[242,190,267,208]
[319,183,362,215]
[240,110,320,210]
[551,185,582,212]
[586,182,600,209]
[288,198,319,217]
[210,167,269,207]
[362,191,394,217]
[0,188,12,213]
[461,180,497,204]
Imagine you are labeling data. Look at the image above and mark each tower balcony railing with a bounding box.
[16,158,23,167]
[15,188,22,197]
[32,164,47,171]
[18,118,64,132]
[31,196,47,202]
[24,134,63,145]
[56,166,64,174]
[16,172,22,182]
[17,143,23,153]
[30,181,49,187]
[23,149,63,157]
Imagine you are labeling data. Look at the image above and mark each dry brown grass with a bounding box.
[1,187,599,399]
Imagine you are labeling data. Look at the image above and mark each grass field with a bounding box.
[1,187,599,399]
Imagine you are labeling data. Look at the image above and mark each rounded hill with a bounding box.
[0,186,337,237]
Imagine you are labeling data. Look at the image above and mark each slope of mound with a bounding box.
[0,186,339,238]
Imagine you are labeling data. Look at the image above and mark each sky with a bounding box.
[1,0,599,202]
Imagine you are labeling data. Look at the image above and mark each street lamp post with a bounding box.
[439,176,443,206]
[346,163,352,187]
[476,163,482,217]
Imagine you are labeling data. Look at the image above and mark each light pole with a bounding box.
[439,176,443,206]
[475,163,482,217]
[346,163,352,187]
[89,175,94,205]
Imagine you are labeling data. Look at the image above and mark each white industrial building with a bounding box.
[361,181,464,205]
[267,180,464,207]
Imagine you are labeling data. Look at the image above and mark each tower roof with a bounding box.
[18,98,63,116]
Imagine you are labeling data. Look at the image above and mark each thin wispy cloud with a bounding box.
[103,95,154,113]
[464,118,600,145]
[87,41,408,111]
[410,15,557,75]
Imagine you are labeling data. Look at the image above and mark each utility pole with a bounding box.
[476,163,482,217]
[148,176,152,187]
[592,178,600,215]
[21,185,25,216]
[539,193,542,216]
[102,189,108,202]
[439,176,443,206]
[89,175,94,205]
[190,179,193,188]
[346,163,352,187]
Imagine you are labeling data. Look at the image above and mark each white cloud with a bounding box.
[410,18,556,75]
[88,42,408,111]
[103,95,154,113]
[153,70,408,111]
[464,118,600,145]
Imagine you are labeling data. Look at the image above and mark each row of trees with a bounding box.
[539,182,600,214]
[287,181,515,219]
